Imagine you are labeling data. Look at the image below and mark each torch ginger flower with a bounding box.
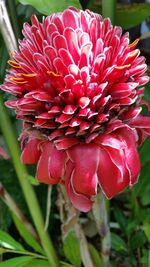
[1,7,150,212]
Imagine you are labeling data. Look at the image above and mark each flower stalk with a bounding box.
[58,185,95,267]
[93,192,111,267]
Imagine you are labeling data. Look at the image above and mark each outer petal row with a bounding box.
[21,124,141,212]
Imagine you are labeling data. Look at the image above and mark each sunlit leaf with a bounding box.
[17,0,81,15]
[12,213,44,255]
[116,3,150,29]
[88,244,103,267]
[27,175,40,186]
[87,2,150,29]
[111,233,127,252]
[0,230,25,251]
[63,231,81,267]
[143,223,150,243]
[60,262,74,267]
[0,256,33,267]
[24,259,50,267]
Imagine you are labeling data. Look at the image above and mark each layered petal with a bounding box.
[65,160,93,212]
[21,138,41,164]
[97,147,129,198]
[1,7,150,212]
[116,126,140,185]
[67,144,99,196]
[36,142,63,184]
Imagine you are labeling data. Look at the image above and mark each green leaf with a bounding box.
[88,244,103,267]
[116,3,150,29]
[24,259,50,267]
[140,249,148,265]
[87,2,150,29]
[0,247,6,254]
[0,230,25,251]
[143,223,150,243]
[60,262,74,267]
[0,256,33,267]
[126,218,137,236]
[18,0,81,15]
[27,175,40,186]
[130,231,147,250]
[0,39,8,82]
[0,199,11,231]
[12,213,44,255]
[113,207,127,235]
[134,163,150,197]
[111,233,127,252]
[63,231,81,267]
[143,83,150,104]
[141,193,150,206]
[139,139,150,166]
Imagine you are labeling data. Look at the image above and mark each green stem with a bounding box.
[102,0,116,24]
[0,44,8,81]
[0,96,59,267]
[93,192,111,267]
[7,0,21,40]
[131,189,140,222]
[58,185,95,267]
[0,248,47,259]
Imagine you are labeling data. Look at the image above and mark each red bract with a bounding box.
[1,7,150,212]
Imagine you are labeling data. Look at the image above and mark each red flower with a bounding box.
[1,7,150,212]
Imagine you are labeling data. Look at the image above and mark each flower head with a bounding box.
[1,7,150,212]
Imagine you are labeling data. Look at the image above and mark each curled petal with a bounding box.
[95,132,126,150]
[54,137,78,150]
[122,107,142,121]
[65,160,93,212]
[68,144,99,196]
[116,126,140,185]
[129,115,150,129]
[36,142,60,184]
[21,138,41,164]
[49,148,66,179]
[98,147,129,198]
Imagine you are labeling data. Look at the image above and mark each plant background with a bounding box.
[0,1,150,267]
